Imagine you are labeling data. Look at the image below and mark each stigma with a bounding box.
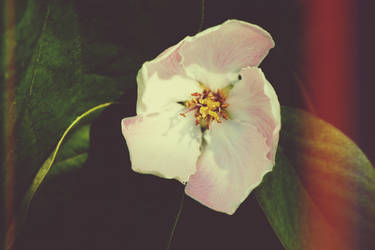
[180,87,229,129]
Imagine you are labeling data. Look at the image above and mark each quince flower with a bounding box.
[121,20,281,215]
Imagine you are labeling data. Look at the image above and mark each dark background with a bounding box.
[8,0,375,249]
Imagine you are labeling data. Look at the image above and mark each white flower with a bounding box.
[122,20,281,215]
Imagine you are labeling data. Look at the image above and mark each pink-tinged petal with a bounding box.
[145,40,185,79]
[122,106,202,183]
[227,67,281,162]
[137,40,202,114]
[263,75,281,161]
[180,19,274,75]
[185,120,273,215]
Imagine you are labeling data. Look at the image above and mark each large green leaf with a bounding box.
[2,0,200,248]
[3,0,200,210]
[8,0,126,207]
[255,107,375,249]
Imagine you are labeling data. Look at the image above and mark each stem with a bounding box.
[166,192,185,250]
[197,0,205,33]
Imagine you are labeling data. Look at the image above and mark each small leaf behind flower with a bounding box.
[46,125,89,178]
[255,106,375,250]
[5,102,112,250]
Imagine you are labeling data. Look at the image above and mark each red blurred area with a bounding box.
[303,0,358,249]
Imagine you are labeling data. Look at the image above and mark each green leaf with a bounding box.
[24,102,113,213]
[2,0,200,247]
[5,0,124,207]
[45,124,89,179]
[3,0,200,208]
[255,107,375,249]
[4,102,111,250]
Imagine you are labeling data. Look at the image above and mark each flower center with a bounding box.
[180,87,229,129]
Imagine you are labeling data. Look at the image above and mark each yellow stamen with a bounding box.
[208,110,220,122]
[199,106,208,118]
[180,85,230,129]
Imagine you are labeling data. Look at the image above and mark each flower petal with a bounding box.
[136,70,201,114]
[227,67,281,162]
[122,105,202,183]
[180,19,274,77]
[185,120,273,215]
[136,40,202,115]
[136,20,275,113]
[146,40,185,79]
[183,63,238,91]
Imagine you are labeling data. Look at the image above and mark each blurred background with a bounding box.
[1,0,374,249]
